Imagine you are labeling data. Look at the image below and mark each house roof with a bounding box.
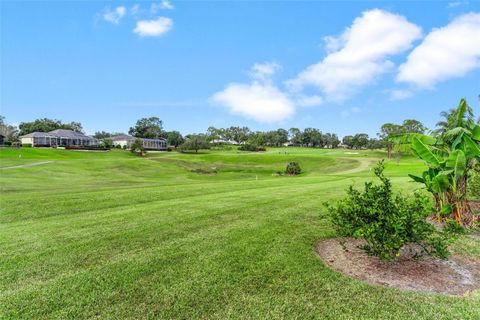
[111,135,166,142]
[20,129,96,140]
[20,132,57,138]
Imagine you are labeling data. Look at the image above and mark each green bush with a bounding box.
[285,162,301,175]
[326,160,449,261]
[238,144,264,152]
[21,143,32,147]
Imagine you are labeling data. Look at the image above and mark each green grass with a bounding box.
[1,147,478,319]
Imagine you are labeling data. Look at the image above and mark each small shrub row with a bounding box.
[238,144,266,152]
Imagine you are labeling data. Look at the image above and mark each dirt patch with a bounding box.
[316,238,480,296]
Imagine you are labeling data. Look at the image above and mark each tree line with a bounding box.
[0,114,458,155]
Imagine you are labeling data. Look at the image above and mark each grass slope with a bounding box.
[0,148,478,319]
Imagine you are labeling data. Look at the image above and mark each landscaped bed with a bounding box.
[317,238,480,296]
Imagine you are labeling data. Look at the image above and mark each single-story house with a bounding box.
[20,129,98,147]
[111,135,167,151]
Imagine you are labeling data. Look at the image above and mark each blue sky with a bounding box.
[1,1,479,138]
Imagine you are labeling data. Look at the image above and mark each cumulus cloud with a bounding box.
[288,9,422,100]
[397,13,480,88]
[250,62,281,82]
[211,83,295,123]
[133,17,173,37]
[211,63,295,123]
[151,0,174,13]
[103,6,126,24]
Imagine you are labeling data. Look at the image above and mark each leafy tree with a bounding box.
[379,123,404,158]
[130,138,145,156]
[342,135,355,149]
[18,118,84,135]
[248,131,267,146]
[352,133,369,149]
[0,116,19,144]
[179,134,211,153]
[403,119,426,134]
[101,138,114,148]
[128,117,163,139]
[289,128,302,146]
[323,133,340,148]
[275,128,289,146]
[166,131,184,148]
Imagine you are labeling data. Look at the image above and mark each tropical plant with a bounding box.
[130,138,145,156]
[405,99,480,226]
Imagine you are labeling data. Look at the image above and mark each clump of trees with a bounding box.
[18,118,83,135]
[404,99,480,226]
[0,116,19,145]
[328,161,450,261]
[379,119,426,158]
[128,117,164,139]
[179,134,210,153]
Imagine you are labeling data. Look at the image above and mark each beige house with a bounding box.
[20,129,98,147]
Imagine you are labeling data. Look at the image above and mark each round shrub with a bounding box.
[285,162,301,175]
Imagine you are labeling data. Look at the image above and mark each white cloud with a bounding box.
[295,95,323,107]
[133,17,173,37]
[151,0,174,13]
[250,62,281,82]
[288,9,422,100]
[103,6,126,24]
[389,89,413,100]
[447,2,468,8]
[211,82,294,123]
[397,13,480,88]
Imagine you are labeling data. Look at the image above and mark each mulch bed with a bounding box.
[316,238,480,296]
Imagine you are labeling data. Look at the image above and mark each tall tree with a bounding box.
[402,119,426,134]
[166,131,184,147]
[180,134,211,153]
[379,123,404,158]
[0,116,19,143]
[18,118,84,135]
[289,128,302,146]
[128,117,163,139]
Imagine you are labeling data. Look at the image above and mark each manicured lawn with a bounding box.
[0,147,478,319]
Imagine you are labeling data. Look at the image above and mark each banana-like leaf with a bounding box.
[462,135,480,158]
[411,137,440,167]
[445,150,466,181]
[472,125,480,141]
[431,174,450,193]
[390,133,436,145]
[408,174,425,183]
[440,204,453,215]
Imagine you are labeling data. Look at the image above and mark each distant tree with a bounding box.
[323,132,340,148]
[179,134,211,153]
[225,126,250,144]
[274,128,289,146]
[101,138,114,148]
[402,119,426,134]
[0,116,19,144]
[352,133,369,149]
[342,135,355,149]
[289,128,302,146]
[130,138,145,156]
[94,131,112,139]
[379,123,404,158]
[128,117,163,139]
[303,128,323,147]
[367,138,385,150]
[18,118,84,135]
[248,131,267,146]
[166,131,184,147]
